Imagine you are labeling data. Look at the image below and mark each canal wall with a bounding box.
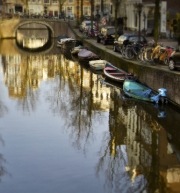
[69,23,180,107]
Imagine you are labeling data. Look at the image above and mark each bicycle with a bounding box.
[82,29,88,39]
[125,42,146,60]
[146,44,174,65]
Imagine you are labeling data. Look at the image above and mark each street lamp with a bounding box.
[143,12,146,32]
[76,5,80,27]
[96,4,100,30]
[135,3,143,42]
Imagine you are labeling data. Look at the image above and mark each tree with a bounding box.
[80,0,84,22]
[111,0,122,39]
[89,0,94,30]
[153,0,160,45]
[58,0,66,15]
[76,0,80,27]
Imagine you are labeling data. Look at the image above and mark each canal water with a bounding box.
[0,37,180,193]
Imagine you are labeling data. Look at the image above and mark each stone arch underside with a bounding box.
[14,21,55,38]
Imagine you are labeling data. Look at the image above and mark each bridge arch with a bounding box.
[14,20,54,38]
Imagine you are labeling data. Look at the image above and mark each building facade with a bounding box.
[2,0,167,33]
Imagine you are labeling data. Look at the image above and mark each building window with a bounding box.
[52,0,58,3]
[84,7,88,15]
[66,7,72,16]
[54,11,58,16]
[44,0,50,4]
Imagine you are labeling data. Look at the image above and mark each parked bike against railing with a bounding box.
[87,28,98,38]
[156,46,175,65]
[82,28,89,38]
[140,42,175,65]
[83,27,99,39]
[125,41,146,60]
[137,39,156,63]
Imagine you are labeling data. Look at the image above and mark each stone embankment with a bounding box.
[68,21,180,107]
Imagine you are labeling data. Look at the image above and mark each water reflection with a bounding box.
[22,37,48,49]
[0,40,180,192]
[16,24,48,49]
[0,82,9,182]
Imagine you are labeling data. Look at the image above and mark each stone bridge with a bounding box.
[0,19,75,39]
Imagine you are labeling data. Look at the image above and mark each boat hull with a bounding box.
[103,62,134,83]
[78,49,100,61]
[89,60,107,71]
[123,79,168,103]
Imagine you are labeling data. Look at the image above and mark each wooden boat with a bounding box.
[78,49,100,61]
[103,62,134,83]
[57,37,75,47]
[63,40,83,50]
[89,60,107,71]
[123,79,168,103]
[57,35,69,46]
[70,45,83,55]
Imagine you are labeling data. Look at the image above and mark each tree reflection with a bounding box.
[0,101,8,118]
[45,56,106,152]
[16,88,39,113]
[94,88,135,192]
[0,130,9,182]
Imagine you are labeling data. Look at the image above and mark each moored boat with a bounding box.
[103,62,134,83]
[57,35,69,46]
[123,79,168,103]
[89,60,107,71]
[57,37,75,47]
[71,45,84,55]
[78,49,100,61]
[62,40,83,50]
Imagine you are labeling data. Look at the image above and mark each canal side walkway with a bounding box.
[68,20,178,48]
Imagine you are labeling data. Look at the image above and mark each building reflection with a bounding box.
[1,52,180,192]
[22,38,48,49]
[99,88,180,192]
[3,54,60,98]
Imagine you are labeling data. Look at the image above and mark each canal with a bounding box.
[0,37,180,193]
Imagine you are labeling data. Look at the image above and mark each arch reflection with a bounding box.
[16,23,50,51]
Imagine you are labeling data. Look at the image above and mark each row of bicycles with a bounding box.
[82,28,98,38]
[114,40,175,65]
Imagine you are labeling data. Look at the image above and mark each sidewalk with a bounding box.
[69,20,178,48]
[123,29,178,48]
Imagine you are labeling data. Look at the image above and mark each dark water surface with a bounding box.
[0,39,180,193]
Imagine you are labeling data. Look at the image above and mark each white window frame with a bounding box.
[44,0,50,4]
[69,0,74,4]
[52,0,58,4]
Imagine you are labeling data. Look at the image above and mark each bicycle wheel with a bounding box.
[159,51,169,65]
[120,46,126,58]
[136,49,144,62]
[144,47,153,62]
[83,31,88,38]
[125,47,135,60]
[164,54,169,65]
